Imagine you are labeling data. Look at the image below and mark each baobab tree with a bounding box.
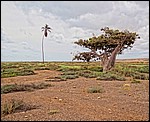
[73,27,140,71]
[41,24,52,63]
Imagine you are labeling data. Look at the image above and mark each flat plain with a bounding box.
[1,58,149,121]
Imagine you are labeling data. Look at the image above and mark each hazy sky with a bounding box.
[1,1,149,61]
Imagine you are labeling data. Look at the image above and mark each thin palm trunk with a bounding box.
[41,24,52,63]
[42,35,45,63]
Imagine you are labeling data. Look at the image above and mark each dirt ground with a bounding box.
[1,70,149,121]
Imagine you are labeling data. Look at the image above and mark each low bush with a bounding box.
[96,73,126,81]
[87,86,104,93]
[48,109,59,115]
[131,79,141,83]
[1,98,37,115]
[62,71,78,75]
[1,99,24,115]
[133,73,149,80]
[1,69,35,78]
[60,74,79,80]
[88,66,103,72]
[78,70,93,78]
[1,83,53,94]
[57,65,81,72]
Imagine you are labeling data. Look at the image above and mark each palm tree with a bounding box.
[41,24,52,63]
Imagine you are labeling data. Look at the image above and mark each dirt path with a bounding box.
[1,70,149,121]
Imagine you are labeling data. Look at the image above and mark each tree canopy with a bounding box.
[74,27,140,57]
[73,27,140,71]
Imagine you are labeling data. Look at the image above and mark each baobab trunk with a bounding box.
[100,52,108,66]
[102,44,123,72]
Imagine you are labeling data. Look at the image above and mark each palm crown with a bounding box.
[41,24,52,37]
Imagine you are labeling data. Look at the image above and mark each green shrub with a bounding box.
[62,71,78,75]
[47,64,60,70]
[137,66,149,73]
[1,83,53,94]
[133,73,149,80]
[60,75,79,80]
[128,65,149,73]
[96,73,126,81]
[1,62,149,81]
[88,66,103,72]
[57,65,81,72]
[1,84,18,94]
[87,86,104,93]
[78,70,93,78]
[1,68,35,78]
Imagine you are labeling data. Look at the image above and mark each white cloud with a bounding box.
[1,1,149,61]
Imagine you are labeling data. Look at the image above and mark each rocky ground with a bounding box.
[1,70,149,121]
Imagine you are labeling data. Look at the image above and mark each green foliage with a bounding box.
[88,66,103,72]
[60,74,79,80]
[133,73,149,80]
[96,72,126,81]
[57,65,81,72]
[112,63,149,80]
[1,84,19,94]
[78,70,94,78]
[1,68,35,78]
[34,63,60,70]
[73,27,140,62]
[136,65,149,73]
[87,86,104,93]
[45,76,67,82]
[1,83,53,94]
[1,62,60,78]
[62,71,78,75]
[75,27,139,52]
[72,52,99,62]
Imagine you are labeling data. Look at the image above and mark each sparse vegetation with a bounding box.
[60,74,79,80]
[1,68,35,78]
[131,79,141,83]
[1,99,23,115]
[1,59,149,121]
[48,109,59,115]
[1,61,149,81]
[96,72,126,81]
[87,86,104,93]
[1,98,37,115]
[1,83,53,94]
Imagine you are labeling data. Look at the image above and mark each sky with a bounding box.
[1,1,149,61]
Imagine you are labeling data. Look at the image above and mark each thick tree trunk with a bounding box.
[101,52,108,66]
[102,44,123,72]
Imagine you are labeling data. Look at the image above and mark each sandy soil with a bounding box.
[1,70,149,121]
